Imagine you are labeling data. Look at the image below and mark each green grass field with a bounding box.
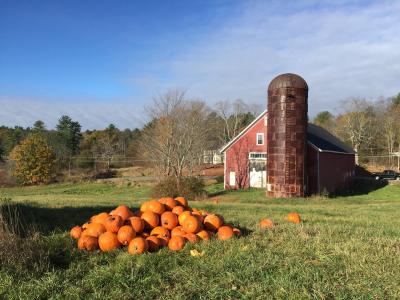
[1,182,400,299]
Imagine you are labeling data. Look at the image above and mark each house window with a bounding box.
[249,152,267,159]
[229,172,236,187]
[256,133,264,145]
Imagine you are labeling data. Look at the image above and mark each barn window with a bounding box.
[256,133,264,145]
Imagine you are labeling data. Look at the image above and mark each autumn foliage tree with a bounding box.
[10,134,56,185]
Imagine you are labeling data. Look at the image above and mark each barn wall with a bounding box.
[318,152,355,194]
[306,145,319,195]
[224,115,267,189]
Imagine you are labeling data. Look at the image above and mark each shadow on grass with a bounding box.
[330,177,388,198]
[0,201,139,235]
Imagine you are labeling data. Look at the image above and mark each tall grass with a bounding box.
[0,198,50,275]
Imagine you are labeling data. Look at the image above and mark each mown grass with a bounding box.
[0,182,400,299]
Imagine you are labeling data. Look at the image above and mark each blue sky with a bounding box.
[1,0,399,129]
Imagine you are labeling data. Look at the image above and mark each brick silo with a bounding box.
[266,73,308,198]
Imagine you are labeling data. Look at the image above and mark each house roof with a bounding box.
[219,109,268,153]
[220,111,355,155]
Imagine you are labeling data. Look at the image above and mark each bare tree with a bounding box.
[140,90,210,184]
[335,99,378,163]
[214,99,255,144]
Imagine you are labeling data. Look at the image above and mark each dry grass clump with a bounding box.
[0,198,49,274]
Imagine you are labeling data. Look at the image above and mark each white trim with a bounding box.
[256,133,265,145]
[219,109,268,153]
[223,153,226,190]
[249,152,267,160]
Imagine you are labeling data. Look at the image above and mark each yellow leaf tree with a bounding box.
[10,134,56,185]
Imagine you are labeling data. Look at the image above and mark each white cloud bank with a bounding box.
[164,0,400,116]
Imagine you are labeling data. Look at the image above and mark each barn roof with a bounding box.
[219,111,355,155]
[307,123,355,154]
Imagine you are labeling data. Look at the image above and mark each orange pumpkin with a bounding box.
[146,236,160,252]
[140,201,151,213]
[150,226,171,239]
[70,226,83,239]
[128,237,148,254]
[110,205,134,221]
[196,230,211,241]
[259,219,275,229]
[163,197,177,211]
[178,211,192,226]
[204,214,223,231]
[117,225,136,245]
[232,227,241,237]
[182,216,202,234]
[91,212,110,225]
[84,223,106,238]
[172,206,185,216]
[192,213,204,224]
[77,235,98,251]
[217,226,234,240]
[171,226,186,237]
[168,236,186,251]
[287,212,301,223]
[184,233,199,244]
[129,216,145,233]
[141,232,150,238]
[175,196,188,207]
[82,221,92,229]
[104,215,124,233]
[146,200,166,215]
[98,232,121,252]
[158,236,170,247]
[161,211,178,230]
[141,211,160,229]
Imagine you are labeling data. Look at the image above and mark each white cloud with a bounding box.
[0,97,142,130]
[163,0,400,116]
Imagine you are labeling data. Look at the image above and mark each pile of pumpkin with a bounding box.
[70,197,241,254]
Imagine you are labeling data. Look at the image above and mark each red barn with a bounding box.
[220,110,356,195]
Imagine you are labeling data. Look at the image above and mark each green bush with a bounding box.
[152,176,206,200]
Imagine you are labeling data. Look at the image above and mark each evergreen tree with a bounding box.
[56,115,82,155]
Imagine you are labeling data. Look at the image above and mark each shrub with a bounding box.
[215,175,224,184]
[9,134,56,185]
[152,176,205,200]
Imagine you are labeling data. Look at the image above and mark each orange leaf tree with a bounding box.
[10,134,56,185]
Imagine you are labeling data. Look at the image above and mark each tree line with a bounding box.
[0,90,261,185]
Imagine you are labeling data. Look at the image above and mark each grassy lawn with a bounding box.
[1,182,400,299]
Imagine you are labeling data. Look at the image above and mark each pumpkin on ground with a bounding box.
[217,226,234,240]
[98,232,121,252]
[161,197,177,211]
[84,223,106,238]
[178,211,192,226]
[259,219,275,229]
[129,216,145,233]
[171,226,186,237]
[196,230,211,241]
[70,226,83,239]
[204,214,223,231]
[91,212,110,225]
[161,211,178,230]
[150,226,171,239]
[184,233,199,244]
[146,200,166,215]
[110,205,134,221]
[168,236,186,251]
[287,212,301,223]
[128,237,148,254]
[182,216,202,234]
[117,225,136,245]
[146,236,160,252]
[172,206,185,216]
[78,235,98,251]
[104,215,124,233]
[141,211,160,229]
[175,196,188,207]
